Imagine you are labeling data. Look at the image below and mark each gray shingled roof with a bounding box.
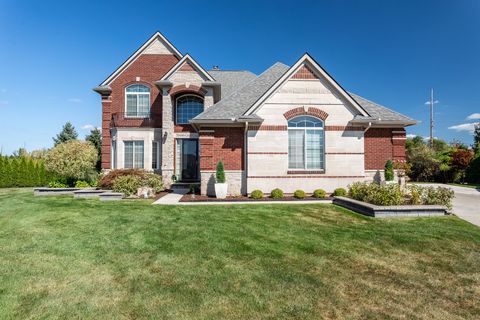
[208,70,257,99]
[194,62,415,125]
[348,93,415,123]
[194,62,289,121]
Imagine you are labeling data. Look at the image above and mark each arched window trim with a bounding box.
[287,115,325,170]
[175,94,205,125]
[124,84,151,118]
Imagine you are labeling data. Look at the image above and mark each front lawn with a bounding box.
[1,188,479,319]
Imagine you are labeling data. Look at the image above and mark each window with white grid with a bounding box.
[124,141,144,169]
[288,116,325,170]
[176,95,204,124]
[125,84,150,117]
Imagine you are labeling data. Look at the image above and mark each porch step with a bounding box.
[171,182,199,190]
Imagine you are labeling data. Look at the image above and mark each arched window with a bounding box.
[125,84,150,117]
[288,116,325,170]
[176,95,204,124]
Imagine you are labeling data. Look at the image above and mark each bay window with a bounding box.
[288,116,325,170]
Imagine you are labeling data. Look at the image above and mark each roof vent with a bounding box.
[212,65,220,70]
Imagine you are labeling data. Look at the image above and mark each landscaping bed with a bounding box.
[179,194,333,202]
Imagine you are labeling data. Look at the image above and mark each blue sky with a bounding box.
[0,0,479,154]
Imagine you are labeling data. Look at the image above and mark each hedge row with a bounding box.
[0,156,50,188]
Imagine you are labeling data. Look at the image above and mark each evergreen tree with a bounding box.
[474,123,480,156]
[216,160,226,183]
[26,158,35,186]
[0,156,5,188]
[18,157,28,187]
[3,158,12,187]
[53,122,78,146]
[86,128,102,171]
[10,158,19,187]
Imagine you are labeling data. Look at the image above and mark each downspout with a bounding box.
[244,121,248,195]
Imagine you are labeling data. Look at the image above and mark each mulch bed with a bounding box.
[179,194,333,203]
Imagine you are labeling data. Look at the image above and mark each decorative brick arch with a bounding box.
[169,84,207,97]
[283,107,329,121]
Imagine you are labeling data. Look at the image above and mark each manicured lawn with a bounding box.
[1,189,480,319]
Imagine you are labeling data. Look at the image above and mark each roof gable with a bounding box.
[100,31,182,86]
[160,54,215,82]
[244,53,369,117]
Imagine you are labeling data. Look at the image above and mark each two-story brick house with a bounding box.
[94,31,416,196]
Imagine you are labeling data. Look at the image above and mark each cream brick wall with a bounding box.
[161,87,175,186]
[111,128,163,170]
[246,77,366,194]
[169,71,207,84]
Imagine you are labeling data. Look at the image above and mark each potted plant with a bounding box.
[214,160,228,199]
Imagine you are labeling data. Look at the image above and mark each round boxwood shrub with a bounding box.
[313,189,326,198]
[250,190,264,199]
[293,189,306,199]
[270,188,284,199]
[332,188,347,197]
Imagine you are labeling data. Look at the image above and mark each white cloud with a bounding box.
[424,100,439,105]
[81,124,95,131]
[448,123,478,133]
[467,113,480,120]
[68,98,83,103]
[406,134,417,138]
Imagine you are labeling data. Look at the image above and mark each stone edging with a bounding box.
[332,196,446,218]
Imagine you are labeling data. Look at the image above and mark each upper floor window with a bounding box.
[288,116,325,170]
[125,84,150,117]
[176,95,204,124]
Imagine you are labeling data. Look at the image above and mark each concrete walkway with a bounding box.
[413,183,480,226]
[152,188,189,205]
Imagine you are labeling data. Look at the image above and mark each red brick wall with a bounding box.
[199,128,244,171]
[101,54,179,169]
[364,128,406,170]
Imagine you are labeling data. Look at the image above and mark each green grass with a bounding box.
[1,188,480,319]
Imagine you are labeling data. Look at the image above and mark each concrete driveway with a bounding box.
[413,183,480,226]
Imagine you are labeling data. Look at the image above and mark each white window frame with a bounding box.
[175,94,204,124]
[124,84,151,118]
[123,140,145,169]
[287,116,325,170]
[152,141,160,170]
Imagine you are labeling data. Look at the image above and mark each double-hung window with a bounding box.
[124,141,144,169]
[125,84,150,117]
[288,116,325,170]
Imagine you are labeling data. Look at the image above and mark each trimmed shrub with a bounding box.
[112,175,142,197]
[250,190,264,199]
[99,169,146,189]
[0,156,49,188]
[293,189,306,199]
[75,180,91,188]
[421,186,454,210]
[216,161,226,183]
[45,140,97,183]
[348,182,402,206]
[143,173,164,193]
[313,189,327,198]
[332,188,347,197]
[384,159,394,181]
[270,188,284,199]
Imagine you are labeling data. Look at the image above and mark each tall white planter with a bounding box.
[214,183,228,199]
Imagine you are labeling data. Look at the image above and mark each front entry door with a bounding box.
[177,139,199,182]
